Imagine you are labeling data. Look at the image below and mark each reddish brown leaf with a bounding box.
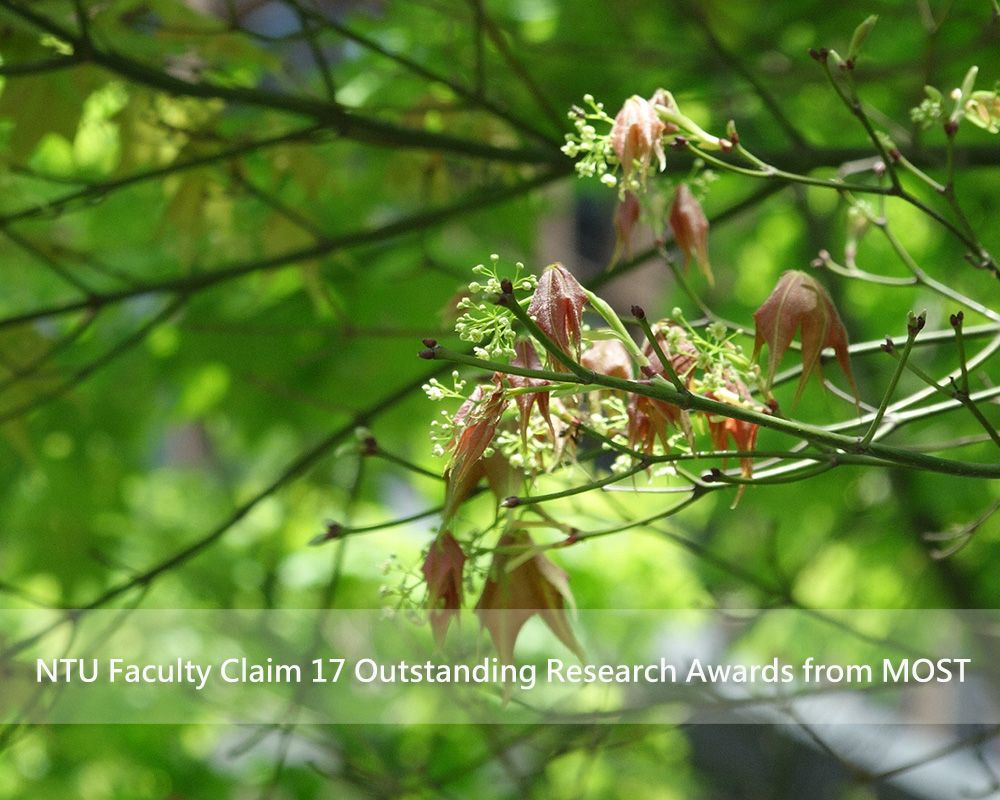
[627,394,679,454]
[627,322,697,453]
[669,184,713,285]
[508,339,553,446]
[613,191,641,262]
[475,530,584,663]
[527,263,588,364]
[422,530,466,647]
[752,270,858,404]
[611,94,667,177]
[704,374,764,480]
[443,376,508,523]
[581,339,633,380]
[480,452,520,505]
[644,321,698,384]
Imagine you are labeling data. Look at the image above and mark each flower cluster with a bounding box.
[454,255,538,360]
[910,68,999,134]
[562,89,725,196]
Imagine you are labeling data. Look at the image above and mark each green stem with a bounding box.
[953,315,971,393]
[504,460,650,507]
[830,64,901,191]
[581,288,649,367]
[505,381,602,396]
[500,291,594,379]
[691,142,891,194]
[860,325,919,447]
[896,153,945,193]
[370,448,445,481]
[426,346,1000,478]
[633,313,688,393]
[309,505,446,545]
[708,462,835,486]
[847,196,1000,322]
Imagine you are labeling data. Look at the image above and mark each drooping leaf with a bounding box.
[669,184,713,285]
[704,371,768,506]
[752,270,858,403]
[442,376,508,523]
[627,321,697,453]
[508,339,553,447]
[526,263,587,364]
[627,393,679,455]
[422,530,466,647]
[611,93,667,177]
[644,321,698,382]
[581,338,633,380]
[612,191,641,262]
[475,530,584,663]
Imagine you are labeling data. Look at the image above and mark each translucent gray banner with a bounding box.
[0,608,994,725]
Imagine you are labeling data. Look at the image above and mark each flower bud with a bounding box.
[669,184,714,285]
[526,263,588,363]
[965,90,1000,133]
[611,94,667,178]
[613,192,641,261]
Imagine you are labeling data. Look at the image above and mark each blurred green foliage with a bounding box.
[0,0,998,796]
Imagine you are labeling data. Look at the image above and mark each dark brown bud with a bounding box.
[309,522,342,546]
[631,304,646,320]
[500,278,514,295]
[419,348,437,359]
[808,47,829,62]
[944,119,959,137]
[880,337,895,354]
[907,310,927,335]
[501,495,521,508]
[360,435,378,456]
[950,311,964,328]
[422,338,438,348]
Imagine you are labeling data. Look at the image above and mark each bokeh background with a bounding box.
[1,0,999,797]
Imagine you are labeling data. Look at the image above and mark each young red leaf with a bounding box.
[612,191,641,262]
[644,321,698,383]
[669,184,714,285]
[627,394,679,454]
[475,530,584,663]
[581,339,633,380]
[704,373,766,484]
[611,94,667,178]
[443,376,508,523]
[752,270,858,404]
[422,530,466,647]
[627,322,696,453]
[527,263,588,363]
[707,410,758,509]
[508,339,554,446]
